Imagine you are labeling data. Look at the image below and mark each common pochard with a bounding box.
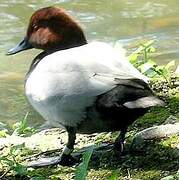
[7,7,164,166]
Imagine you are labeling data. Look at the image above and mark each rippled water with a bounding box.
[0,0,179,126]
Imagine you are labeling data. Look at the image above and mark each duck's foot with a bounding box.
[27,143,116,168]
[27,154,78,168]
[112,141,125,159]
[114,140,124,151]
[112,129,127,156]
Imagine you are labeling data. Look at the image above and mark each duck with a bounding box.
[7,6,164,166]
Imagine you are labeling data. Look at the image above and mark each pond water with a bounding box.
[0,0,179,126]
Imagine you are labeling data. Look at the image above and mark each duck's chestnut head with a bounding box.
[7,7,87,55]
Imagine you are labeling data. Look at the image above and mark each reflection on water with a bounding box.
[0,0,179,125]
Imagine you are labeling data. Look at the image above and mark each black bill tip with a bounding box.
[6,37,33,55]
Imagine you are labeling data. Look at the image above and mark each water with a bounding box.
[0,0,179,126]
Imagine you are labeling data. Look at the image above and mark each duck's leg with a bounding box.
[59,126,77,166]
[114,128,127,154]
[27,126,77,167]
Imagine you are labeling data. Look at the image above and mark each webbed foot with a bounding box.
[27,154,78,168]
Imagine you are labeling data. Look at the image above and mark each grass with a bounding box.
[75,146,94,180]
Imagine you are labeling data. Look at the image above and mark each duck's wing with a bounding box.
[92,74,164,110]
[80,42,149,83]
[86,75,164,133]
[74,42,162,109]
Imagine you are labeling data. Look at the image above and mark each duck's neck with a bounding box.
[25,51,48,80]
[46,29,88,54]
[46,39,87,54]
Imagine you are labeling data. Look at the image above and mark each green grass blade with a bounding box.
[75,145,94,180]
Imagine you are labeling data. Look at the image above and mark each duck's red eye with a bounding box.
[33,25,38,31]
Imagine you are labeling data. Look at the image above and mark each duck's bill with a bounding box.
[6,37,33,55]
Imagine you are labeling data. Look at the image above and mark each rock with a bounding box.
[0,128,115,167]
[0,128,100,152]
[131,122,179,151]
[135,123,179,140]
[0,128,66,151]
[163,115,179,124]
